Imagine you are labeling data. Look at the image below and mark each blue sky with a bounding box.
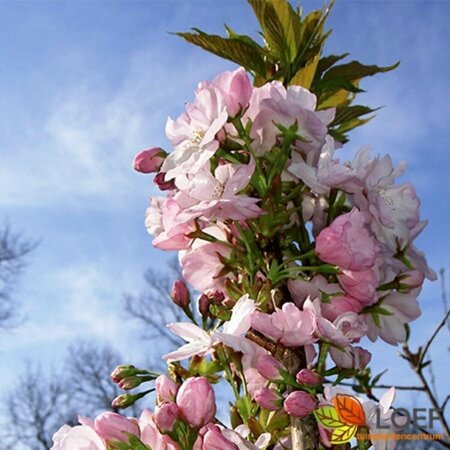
[0,0,449,424]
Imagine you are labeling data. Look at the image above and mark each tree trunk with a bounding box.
[283,346,320,450]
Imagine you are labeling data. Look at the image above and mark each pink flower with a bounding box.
[212,67,252,117]
[145,197,194,251]
[171,280,190,308]
[94,412,140,443]
[162,322,213,362]
[175,159,261,221]
[51,424,105,450]
[330,345,372,369]
[176,377,216,428]
[320,295,363,322]
[201,424,238,450]
[251,302,316,347]
[163,294,256,362]
[246,82,334,159]
[139,410,179,450]
[133,147,166,173]
[257,354,284,381]
[179,225,231,291]
[316,208,379,271]
[338,269,378,305]
[305,298,367,346]
[253,387,282,411]
[154,402,179,433]
[398,269,425,292]
[283,391,317,418]
[366,292,421,345]
[155,375,179,403]
[296,369,321,386]
[162,83,228,182]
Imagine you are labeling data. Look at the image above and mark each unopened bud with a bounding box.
[94,412,140,443]
[111,365,138,383]
[283,391,317,418]
[154,402,179,433]
[171,280,190,308]
[296,369,322,386]
[253,387,282,411]
[257,355,283,381]
[155,375,179,403]
[133,147,166,173]
[154,172,176,191]
[112,390,151,409]
[209,290,225,304]
[198,294,210,319]
[398,269,425,292]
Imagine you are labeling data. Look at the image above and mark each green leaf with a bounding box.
[175,30,267,75]
[316,53,349,76]
[247,0,300,66]
[290,52,320,89]
[314,406,345,429]
[371,369,388,387]
[331,105,378,126]
[224,24,262,48]
[322,60,399,83]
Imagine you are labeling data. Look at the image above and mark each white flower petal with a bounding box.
[167,322,210,344]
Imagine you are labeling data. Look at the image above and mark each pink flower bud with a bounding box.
[257,355,283,381]
[338,269,377,305]
[176,377,216,429]
[212,67,252,117]
[155,375,179,403]
[111,365,137,383]
[154,172,176,191]
[118,376,143,390]
[154,402,179,433]
[283,391,317,418]
[209,289,225,304]
[330,345,372,369]
[296,369,321,386]
[94,412,140,443]
[171,280,190,308]
[398,269,425,292]
[253,388,282,411]
[316,209,379,271]
[198,294,210,318]
[320,295,362,322]
[133,147,166,173]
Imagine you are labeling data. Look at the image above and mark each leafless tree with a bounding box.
[0,224,36,328]
[1,364,76,450]
[64,340,125,416]
[123,259,190,347]
[1,341,142,450]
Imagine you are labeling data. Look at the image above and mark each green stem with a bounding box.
[231,117,266,196]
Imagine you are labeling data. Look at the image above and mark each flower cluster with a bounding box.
[140,66,433,351]
[52,66,433,450]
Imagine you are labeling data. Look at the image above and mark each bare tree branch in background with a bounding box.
[0,223,36,328]
[123,259,190,347]
[1,341,142,450]
[1,364,76,450]
[65,340,125,416]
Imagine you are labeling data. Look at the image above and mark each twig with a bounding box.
[421,309,450,364]
[335,381,425,392]
[403,342,450,439]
